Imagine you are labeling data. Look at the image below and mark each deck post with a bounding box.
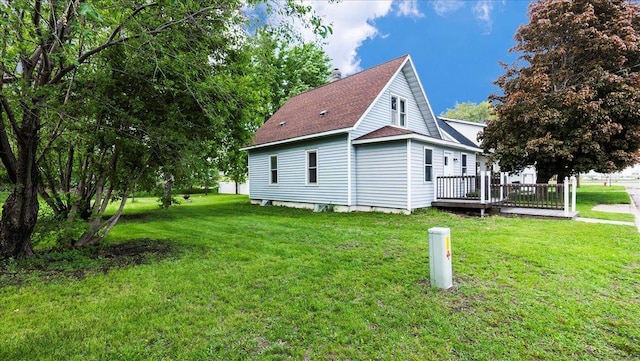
[563,177,569,217]
[480,171,486,204]
[570,176,577,212]
[500,172,506,201]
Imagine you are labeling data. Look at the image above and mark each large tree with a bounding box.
[440,101,496,123]
[212,30,331,190]
[480,0,640,183]
[0,0,328,258]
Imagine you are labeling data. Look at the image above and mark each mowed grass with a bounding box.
[1,194,639,360]
[576,185,635,222]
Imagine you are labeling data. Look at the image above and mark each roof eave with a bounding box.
[352,133,483,153]
[242,128,352,151]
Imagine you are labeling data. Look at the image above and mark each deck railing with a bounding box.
[435,173,577,215]
[492,183,565,209]
[436,175,481,200]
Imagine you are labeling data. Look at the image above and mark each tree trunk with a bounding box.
[161,173,173,208]
[74,192,129,248]
[536,167,555,184]
[0,130,40,259]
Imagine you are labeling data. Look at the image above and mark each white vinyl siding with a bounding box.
[352,68,432,139]
[249,135,348,204]
[412,142,435,208]
[355,141,407,209]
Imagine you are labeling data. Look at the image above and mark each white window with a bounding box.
[462,154,468,175]
[424,148,433,182]
[307,150,318,185]
[391,95,407,127]
[269,155,278,184]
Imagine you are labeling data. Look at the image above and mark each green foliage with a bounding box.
[31,204,88,250]
[482,0,640,183]
[1,195,638,359]
[0,0,333,252]
[441,101,496,123]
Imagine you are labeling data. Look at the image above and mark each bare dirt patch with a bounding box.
[0,239,175,286]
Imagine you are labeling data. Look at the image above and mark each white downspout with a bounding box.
[407,139,412,212]
[347,135,352,209]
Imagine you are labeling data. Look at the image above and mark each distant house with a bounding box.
[243,55,483,213]
[439,116,537,184]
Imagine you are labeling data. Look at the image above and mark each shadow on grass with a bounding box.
[0,239,179,287]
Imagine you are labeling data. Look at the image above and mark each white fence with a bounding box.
[218,181,249,195]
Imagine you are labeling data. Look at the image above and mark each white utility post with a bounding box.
[428,227,453,289]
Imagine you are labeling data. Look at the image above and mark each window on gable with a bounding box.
[424,148,433,182]
[307,150,317,185]
[399,98,406,127]
[270,155,278,184]
[391,95,407,127]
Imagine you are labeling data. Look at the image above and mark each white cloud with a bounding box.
[472,0,494,34]
[432,0,465,16]
[302,0,394,75]
[293,0,500,76]
[397,0,425,18]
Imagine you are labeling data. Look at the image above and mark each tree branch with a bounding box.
[49,4,223,84]
[0,100,18,182]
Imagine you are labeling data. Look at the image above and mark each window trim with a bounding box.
[461,153,468,175]
[424,147,433,183]
[306,149,318,186]
[269,154,278,185]
[390,94,408,128]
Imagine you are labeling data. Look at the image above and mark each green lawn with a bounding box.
[576,185,635,222]
[1,193,639,360]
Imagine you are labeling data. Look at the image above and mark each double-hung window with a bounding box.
[391,95,407,127]
[424,148,433,182]
[307,150,318,185]
[461,154,468,175]
[269,155,278,184]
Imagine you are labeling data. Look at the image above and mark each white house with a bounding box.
[439,116,537,184]
[243,55,484,213]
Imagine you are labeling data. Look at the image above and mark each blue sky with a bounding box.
[302,0,532,114]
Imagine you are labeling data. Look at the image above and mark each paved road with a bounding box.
[623,184,640,232]
[625,183,640,211]
[574,182,640,231]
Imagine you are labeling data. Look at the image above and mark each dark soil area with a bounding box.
[0,239,174,287]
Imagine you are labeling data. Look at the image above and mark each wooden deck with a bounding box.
[432,200,579,219]
[432,174,578,219]
[431,200,493,210]
[431,200,493,216]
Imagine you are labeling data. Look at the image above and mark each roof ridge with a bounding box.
[287,54,410,100]
[250,54,411,147]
